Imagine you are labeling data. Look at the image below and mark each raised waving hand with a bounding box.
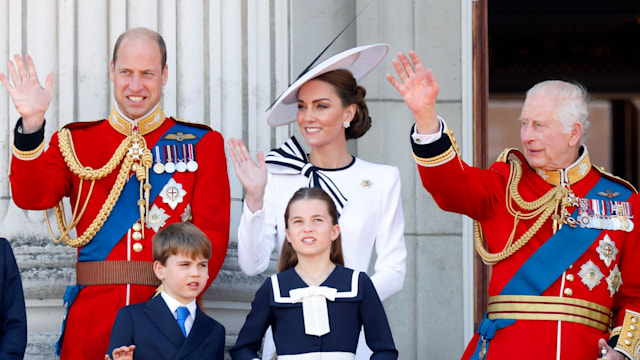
[386,50,440,134]
[0,54,54,133]
[227,138,268,213]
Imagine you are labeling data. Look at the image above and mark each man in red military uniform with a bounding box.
[0,28,230,359]
[387,51,640,360]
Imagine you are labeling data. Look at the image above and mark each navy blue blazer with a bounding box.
[107,294,225,360]
[0,238,27,360]
[0,237,27,360]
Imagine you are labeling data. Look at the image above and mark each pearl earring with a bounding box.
[343,121,351,129]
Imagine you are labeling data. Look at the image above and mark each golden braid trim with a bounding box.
[474,161,565,265]
[12,140,45,160]
[45,128,143,248]
[58,128,133,181]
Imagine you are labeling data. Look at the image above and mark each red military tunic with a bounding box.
[10,106,230,359]
[411,123,640,360]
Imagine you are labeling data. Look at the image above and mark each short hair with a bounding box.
[152,222,211,265]
[313,69,371,140]
[112,27,167,69]
[278,187,344,273]
[525,80,590,143]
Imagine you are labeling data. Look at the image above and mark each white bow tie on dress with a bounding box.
[289,285,338,336]
[265,136,348,214]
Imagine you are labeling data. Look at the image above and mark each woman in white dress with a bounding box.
[228,44,406,360]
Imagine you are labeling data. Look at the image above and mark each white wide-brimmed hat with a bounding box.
[266,43,389,127]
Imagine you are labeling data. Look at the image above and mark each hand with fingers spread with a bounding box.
[0,54,54,133]
[227,138,268,212]
[104,345,135,360]
[386,50,440,134]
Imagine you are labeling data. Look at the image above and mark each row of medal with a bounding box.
[152,144,198,174]
[577,197,634,232]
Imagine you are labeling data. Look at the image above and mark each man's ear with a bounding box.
[568,121,583,147]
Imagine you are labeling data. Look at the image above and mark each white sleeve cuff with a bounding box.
[411,116,446,145]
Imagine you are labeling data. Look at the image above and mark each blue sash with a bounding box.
[78,123,208,261]
[471,176,632,359]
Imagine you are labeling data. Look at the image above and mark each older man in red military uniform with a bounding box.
[0,28,230,359]
[387,50,640,360]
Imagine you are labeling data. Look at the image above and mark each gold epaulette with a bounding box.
[496,148,522,163]
[594,165,638,194]
[171,116,213,131]
[614,310,640,359]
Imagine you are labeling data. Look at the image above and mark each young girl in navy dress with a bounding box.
[230,187,397,360]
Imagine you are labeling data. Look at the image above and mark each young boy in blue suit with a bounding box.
[105,222,225,360]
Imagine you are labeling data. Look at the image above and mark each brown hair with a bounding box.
[314,69,371,140]
[278,187,344,273]
[152,222,211,265]
[112,27,167,69]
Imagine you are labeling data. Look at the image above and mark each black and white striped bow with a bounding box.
[265,136,348,214]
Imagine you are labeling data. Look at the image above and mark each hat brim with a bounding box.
[266,43,390,127]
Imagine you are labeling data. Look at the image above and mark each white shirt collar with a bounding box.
[160,291,197,320]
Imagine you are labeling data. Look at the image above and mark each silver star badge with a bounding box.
[578,260,603,291]
[596,235,618,267]
[146,204,170,232]
[606,265,623,297]
[160,178,187,210]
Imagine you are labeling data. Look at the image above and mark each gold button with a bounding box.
[633,317,638,323]
[133,243,143,252]
[566,274,574,282]
[631,324,637,331]
[132,222,142,232]
[628,331,634,338]
[563,288,573,297]
[625,339,632,345]
[132,232,142,241]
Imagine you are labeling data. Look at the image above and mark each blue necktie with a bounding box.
[176,306,189,338]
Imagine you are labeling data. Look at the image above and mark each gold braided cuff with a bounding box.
[611,326,622,339]
[413,146,456,167]
[12,140,45,160]
[614,310,640,360]
[412,126,461,167]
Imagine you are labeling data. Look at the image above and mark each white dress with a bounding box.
[237,137,406,360]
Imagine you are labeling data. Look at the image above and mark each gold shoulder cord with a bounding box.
[474,161,571,265]
[45,128,152,248]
